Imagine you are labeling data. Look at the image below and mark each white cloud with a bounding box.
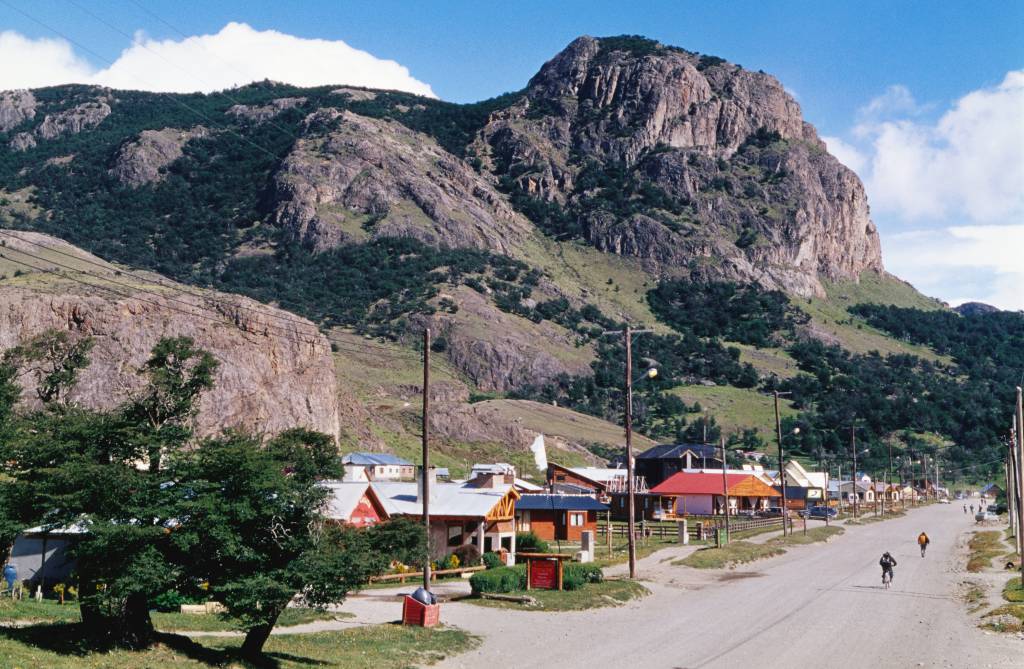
[862,71,1024,224]
[0,30,94,88]
[821,135,867,173]
[0,23,435,97]
[857,84,921,122]
[883,225,1024,310]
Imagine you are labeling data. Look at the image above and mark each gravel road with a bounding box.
[426,503,1020,669]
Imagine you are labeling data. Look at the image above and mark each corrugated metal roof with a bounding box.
[516,495,609,512]
[342,452,413,466]
[568,467,627,483]
[372,481,513,518]
[650,472,750,495]
[320,481,381,520]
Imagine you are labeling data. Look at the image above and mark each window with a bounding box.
[447,525,463,548]
[568,512,585,527]
[519,511,531,531]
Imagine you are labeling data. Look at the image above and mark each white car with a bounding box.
[939,498,950,504]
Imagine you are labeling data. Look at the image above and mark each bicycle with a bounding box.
[882,570,892,589]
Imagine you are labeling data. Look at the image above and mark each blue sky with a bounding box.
[2,1,1023,308]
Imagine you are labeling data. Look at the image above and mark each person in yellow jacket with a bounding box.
[918,531,930,557]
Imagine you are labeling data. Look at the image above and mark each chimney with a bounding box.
[417,466,437,503]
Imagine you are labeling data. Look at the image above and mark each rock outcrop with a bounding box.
[471,36,883,296]
[227,97,306,123]
[35,100,111,140]
[414,286,592,392]
[8,132,36,152]
[0,232,340,440]
[0,90,36,132]
[272,109,534,254]
[109,127,209,187]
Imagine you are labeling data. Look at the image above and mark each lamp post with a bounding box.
[773,391,793,536]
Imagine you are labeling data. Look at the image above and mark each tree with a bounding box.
[3,329,94,405]
[170,430,418,657]
[123,336,217,473]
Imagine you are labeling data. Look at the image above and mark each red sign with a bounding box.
[529,559,557,590]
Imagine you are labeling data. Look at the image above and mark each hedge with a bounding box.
[469,563,605,593]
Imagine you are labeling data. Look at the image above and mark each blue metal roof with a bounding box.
[515,495,609,512]
[342,452,413,466]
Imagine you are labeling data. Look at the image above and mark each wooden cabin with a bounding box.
[515,495,609,542]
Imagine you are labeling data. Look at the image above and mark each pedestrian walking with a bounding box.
[963,504,967,513]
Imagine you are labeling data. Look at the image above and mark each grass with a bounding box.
[967,531,1007,573]
[591,536,681,570]
[766,525,844,546]
[980,604,1024,633]
[674,541,786,569]
[465,578,649,612]
[474,399,657,450]
[667,384,797,436]
[0,623,477,668]
[797,275,950,362]
[729,343,800,380]
[0,599,345,632]
[1003,577,1024,603]
[962,581,986,613]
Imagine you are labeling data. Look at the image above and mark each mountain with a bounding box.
[953,302,1000,316]
[1,36,1017,477]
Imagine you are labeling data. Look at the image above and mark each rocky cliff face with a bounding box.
[227,97,306,124]
[110,127,209,187]
[0,232,340,440]
[0,90,36,132]
[272,109,534,254]
[35,99,111,140]
[471,36,882,296]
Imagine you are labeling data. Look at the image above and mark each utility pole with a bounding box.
[603,326,654,580]
[421,328,432,591]
[851,426,860,519]
[774,391,789,536]
[837,462,843,517]
[625,325,637,579]
[721,436,730,542]
[887,440,894,516]
[1016,387,1024,581]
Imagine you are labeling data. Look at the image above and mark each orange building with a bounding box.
[515,495,609,542]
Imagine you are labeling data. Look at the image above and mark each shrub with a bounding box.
[563,563,604,590]
[482,551,504,570]
[469,565,527,594]
[516,531,549,554]
[152,589,205,612]
[453,544,481,567]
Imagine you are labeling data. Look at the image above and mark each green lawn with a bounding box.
[0,599,344,632]
[465,578,648,612]
[0,623,477,668]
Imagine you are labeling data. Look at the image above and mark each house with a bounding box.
[373,470,520,558]
[635,443,724,487]
[836,481,874,506]
[515,495,609,542]
[649,472,781,516]
[7,523,88,590]
[341,452,415,482]
[979,483,1003,499]
[321,481,390,527]
[471,463,543,493]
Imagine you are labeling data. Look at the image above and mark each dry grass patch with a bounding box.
[967,531,1006,572]
[767,526,844,546]
[675,541,785,569]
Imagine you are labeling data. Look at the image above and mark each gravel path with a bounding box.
[424,504,1020,669]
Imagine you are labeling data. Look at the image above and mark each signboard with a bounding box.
[806,489,823,500]
[529,559,557,590]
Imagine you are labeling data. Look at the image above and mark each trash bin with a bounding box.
[402,594,440,627]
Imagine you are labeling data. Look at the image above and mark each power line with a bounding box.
[0,241,418,362]
[0,0,294,166]
[65,0,310,144]
[0,229,409,355]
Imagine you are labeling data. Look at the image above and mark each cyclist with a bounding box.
[918,531,930,557]
[880,551,897,586]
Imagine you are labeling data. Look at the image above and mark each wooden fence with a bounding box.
[596,516,789,542]
[369,565,486,584]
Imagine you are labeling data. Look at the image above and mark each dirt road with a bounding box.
[426,504,1019,668]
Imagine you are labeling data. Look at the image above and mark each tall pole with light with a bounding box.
[773,391,794,536]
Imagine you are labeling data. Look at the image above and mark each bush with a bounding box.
[152,589,206,612]
[469,565,527,594]
[482,551,504,570]
[515,531,549,554]
[563,563,604,589]
[453,544,481,567]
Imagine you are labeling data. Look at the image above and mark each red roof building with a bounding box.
[650,472,780,516]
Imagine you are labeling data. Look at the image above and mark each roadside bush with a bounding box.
[563,563,604,587]
[469,565,527,594]
[515,531,549,554]
[453,544,481,567]
[482,552,504,570]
